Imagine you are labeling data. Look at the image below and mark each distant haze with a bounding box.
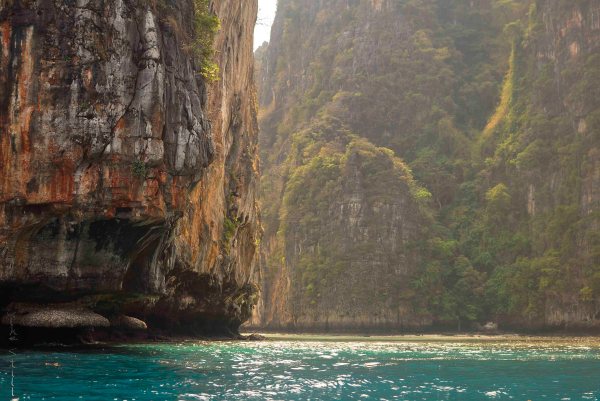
[255,0,277,50]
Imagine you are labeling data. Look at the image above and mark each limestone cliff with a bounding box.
[476,0,600,328]
[0,0,260,337]
[254,0,448,331]
[255,0,600,332]
[263,133,433,331]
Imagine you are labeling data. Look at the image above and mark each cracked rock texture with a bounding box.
[0,0,260,335]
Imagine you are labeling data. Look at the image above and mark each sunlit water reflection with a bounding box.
[1,338,600,400]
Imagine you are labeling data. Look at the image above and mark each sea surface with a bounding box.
[1,335,600,400]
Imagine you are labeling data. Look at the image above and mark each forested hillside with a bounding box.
[254,0,600,331]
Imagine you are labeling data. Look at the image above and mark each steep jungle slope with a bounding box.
[255,0,600,331]
[255,0,517,330]
[461,0,600,329]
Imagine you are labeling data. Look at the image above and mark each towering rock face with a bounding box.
[255,0,456,330]
[256,0,600,332]
[0,0,260,335]
[258,124,433,330]
[476,0,600,327]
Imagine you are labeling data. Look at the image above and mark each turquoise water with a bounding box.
[1,339,600,400]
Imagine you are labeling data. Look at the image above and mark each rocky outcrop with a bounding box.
[0,0,260,337]
[259,134,433,331]
[2,304,110,328]
[110,315,148,331]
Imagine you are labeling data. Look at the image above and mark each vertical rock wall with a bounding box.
[254,0,437,331]
[0,0,260,335]
[480,0,600,327]
[254,0,600,332]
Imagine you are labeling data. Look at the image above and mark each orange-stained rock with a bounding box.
[0,0,260,336]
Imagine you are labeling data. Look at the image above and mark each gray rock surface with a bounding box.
[0,0,260,335]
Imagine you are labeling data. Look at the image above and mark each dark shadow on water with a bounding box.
[0,340,203,359]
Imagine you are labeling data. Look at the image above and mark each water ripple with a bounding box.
[1,340,600,400]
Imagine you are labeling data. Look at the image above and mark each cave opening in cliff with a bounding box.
[122,235,164,294]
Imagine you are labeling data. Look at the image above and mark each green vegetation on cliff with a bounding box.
[257,0,600,330]
[193,0,220,80]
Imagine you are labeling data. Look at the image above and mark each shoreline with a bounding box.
[242,332,600,345]
[3,334,600,350]
[4,329,600,349]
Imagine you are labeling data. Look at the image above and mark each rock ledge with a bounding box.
[2,304,110,329]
